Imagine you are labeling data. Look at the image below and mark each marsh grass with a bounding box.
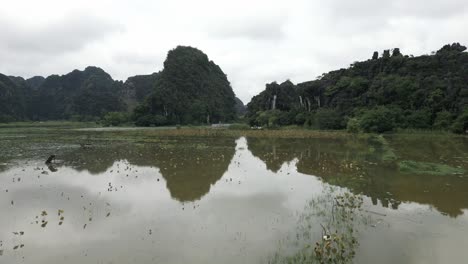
[2,121,465,140]
[394,128,455,135]
[0,121,98,129]
[1,124,355,143]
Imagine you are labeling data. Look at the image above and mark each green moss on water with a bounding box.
[398,160,465,175]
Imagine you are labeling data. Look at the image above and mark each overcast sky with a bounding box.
[1,0,467,103]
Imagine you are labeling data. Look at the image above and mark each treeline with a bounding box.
[0,46,245,126]
[246,43,468,133]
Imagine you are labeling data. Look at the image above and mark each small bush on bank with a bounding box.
[228,123,250,130]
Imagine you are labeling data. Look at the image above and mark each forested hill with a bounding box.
[247,43,468,133]
[0,67,130,121]
[0,73,29,121]
[133,46,237,126]
[0,46,244,123]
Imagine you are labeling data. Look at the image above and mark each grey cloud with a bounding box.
[113,51,164,66]
[328,0,468,19]
[0,12,123,55]
[207,16,286,41]
[0,0,467,102]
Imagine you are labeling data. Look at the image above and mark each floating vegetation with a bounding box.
[59,210,65,225]
[12,243,24,250]
[269,190,373,264]
[368,135,397,162]
[398,160,466,176]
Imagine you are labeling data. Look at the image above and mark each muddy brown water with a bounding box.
[1,133,468,263]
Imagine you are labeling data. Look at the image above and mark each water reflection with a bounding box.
[1,135,467,215]
[59,138,236,201]
[0,134,468,263]
[0,137,318,264]
[248,136,468,217]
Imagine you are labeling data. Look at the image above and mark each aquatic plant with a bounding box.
[398,160,465,176]
[269,189,371,264]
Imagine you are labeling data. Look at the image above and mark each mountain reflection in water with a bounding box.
[0,135,467,264]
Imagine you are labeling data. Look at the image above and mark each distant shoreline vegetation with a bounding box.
[0,122,465,141]
[0,43,467,134]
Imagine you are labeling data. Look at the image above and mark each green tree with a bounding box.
[358,107,396,133]
[433,111,453,130]
[372,51,379,60]
[451,109,468,134]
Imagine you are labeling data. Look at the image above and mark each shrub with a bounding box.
[433,110,453,130]
[228,123,250,130]
[255,111,271,127]
[358,106,396,133]
[294,112,307,125]
[404,109,431,129]
[346,118,360,133]
[135,115,155,127]
[314,108,344,129]
[102,112,130,127]
[254,110,286,127]
[153,115,168,126]
[0,114,15,123]
[277,111,294,126]
[451,109,468,134]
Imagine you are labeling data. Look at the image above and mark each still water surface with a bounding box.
[1,135,468,263]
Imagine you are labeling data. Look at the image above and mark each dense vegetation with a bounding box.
[122,72,161,111]
[0,46,242,126]
[133,46,237,126]
[247,43,468,133]
[1,67,128,121]
[33,67,127,120]
[0,74,28,122]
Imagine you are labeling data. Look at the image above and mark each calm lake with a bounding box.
[1,129,468,263]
